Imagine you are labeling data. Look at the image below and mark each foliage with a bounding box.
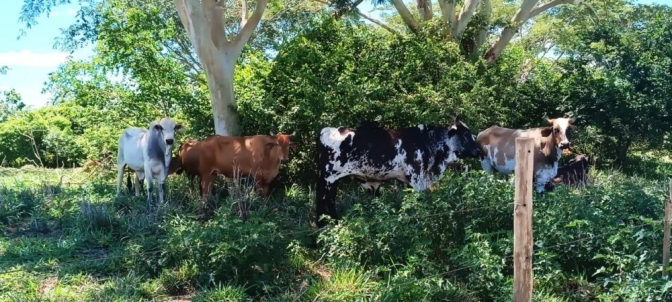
[556,4,672,167]
[240,17,567,184]
[0,164,670,300]
[3,1,672,300]
[0,102,121,167]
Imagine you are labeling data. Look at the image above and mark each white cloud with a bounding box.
[0,50,69,68]
[49,8,78,17]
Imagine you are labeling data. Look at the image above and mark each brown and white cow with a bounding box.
[551,153,590,188]
[191,133,298,200]
[476,117,576,194]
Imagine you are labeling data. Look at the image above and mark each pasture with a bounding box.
[0,151,670,301]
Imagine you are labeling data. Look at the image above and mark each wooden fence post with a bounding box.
[513,137,534,302]
[663,180,672,277]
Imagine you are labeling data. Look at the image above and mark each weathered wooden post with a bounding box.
[513,137,534,302]
[663,180,672,277]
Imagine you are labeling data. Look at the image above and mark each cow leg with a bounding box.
[135,172,144,197]
[116,163,125,197]
[158,177,166,204]
[144,163,154,208]
[188,175,195,192]
[480,157,495,174]
[534,165,558,194]
[316,174,343,228]
[200,173,215,203]
[360,181,382,197]
[254,179,270,198]
[197,175,203,197]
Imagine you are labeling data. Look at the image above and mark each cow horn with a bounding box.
[270,131,275,136]
[290,131,296,136]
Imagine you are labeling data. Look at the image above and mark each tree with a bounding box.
[557,4,672,166]
[20,0,322,135]
[330,0,596,63]
[0,67,25,122]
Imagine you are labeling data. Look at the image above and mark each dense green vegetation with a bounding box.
[2,0,672,300]
[0,165,670,301]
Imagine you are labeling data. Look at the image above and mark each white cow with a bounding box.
[115,117,184,207]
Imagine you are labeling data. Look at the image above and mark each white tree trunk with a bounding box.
[203,51,238,135]
[174,0,267,135]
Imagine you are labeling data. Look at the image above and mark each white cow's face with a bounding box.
[152,117,184,146]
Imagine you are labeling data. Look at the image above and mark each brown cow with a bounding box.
[194,133,297,200]
[551,153,590,188]
[476,117,576,194]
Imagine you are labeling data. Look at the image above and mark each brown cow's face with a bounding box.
[168,140,197,175]
[545,117,576,150]
[271,133,298,163]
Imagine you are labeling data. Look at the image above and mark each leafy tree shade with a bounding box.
[0,67,26,122]
[0,90,25,123]
[239,17,569,184]
[329,0,599,62]
[558,4,672,166]
[20,0,326,136]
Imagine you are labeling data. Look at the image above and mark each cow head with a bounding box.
[569,153,590,170]
[152,117,184,146]
[541,117,576,150]
[447,115,481,159]
[167,155,182,175]
[168,140,198,175]
[269,131,298,163]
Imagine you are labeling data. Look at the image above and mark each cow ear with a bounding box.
[153,124,163,131]
[289,142,298,148]
[541,127,553,137]
[175,124,184,132]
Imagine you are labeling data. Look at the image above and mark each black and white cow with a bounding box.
[315,116,481,227]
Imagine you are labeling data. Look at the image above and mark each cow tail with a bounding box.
[126,172,133,193]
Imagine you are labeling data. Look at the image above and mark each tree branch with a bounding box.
[357,10,402,36]
[232,0,269,54]
[314,0,400,36]
[241,0,248,27]
[455,0,481,37]
[528,0,579,20]
[472,0,491,58]
[416,0,433,21]
[202,0,228,50]
[390,0,420,34]
[484,0,539,63]
[438,0,457,38]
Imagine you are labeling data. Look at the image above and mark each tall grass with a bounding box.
[0,164,670,301]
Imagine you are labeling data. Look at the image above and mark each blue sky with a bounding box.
[0,0,670,109]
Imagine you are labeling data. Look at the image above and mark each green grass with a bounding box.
[0,160,671,301]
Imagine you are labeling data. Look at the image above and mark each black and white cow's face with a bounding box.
[446,117,481,159]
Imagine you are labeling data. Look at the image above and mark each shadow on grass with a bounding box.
[0,169,323,299]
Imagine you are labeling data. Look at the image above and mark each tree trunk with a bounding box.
[174,0,268,136]
[203,51,238,135]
